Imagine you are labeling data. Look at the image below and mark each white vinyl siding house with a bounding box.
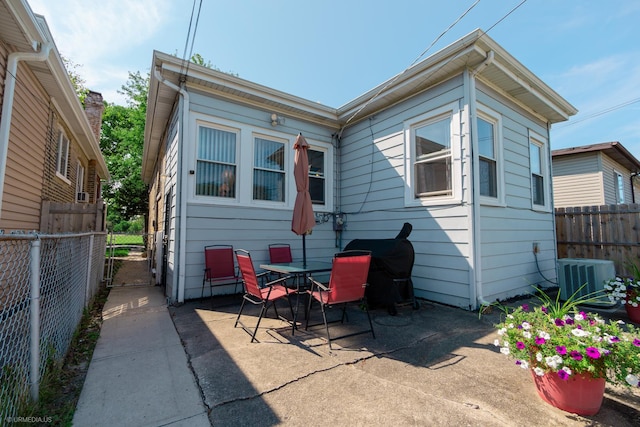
[552,142,640,208]
[144,30,577,309]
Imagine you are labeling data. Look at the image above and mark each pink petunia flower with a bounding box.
[586,347,601,359]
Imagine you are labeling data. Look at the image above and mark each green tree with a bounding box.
[62,55,89,105]
[100,71,149,230]
[190,53,212,68]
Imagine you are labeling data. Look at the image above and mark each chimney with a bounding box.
[84,90,104,141]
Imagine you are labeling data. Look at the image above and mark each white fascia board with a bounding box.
[7,0,45,50]
[159,59,339,123]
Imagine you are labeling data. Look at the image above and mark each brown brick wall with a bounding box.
[84,91,104,141]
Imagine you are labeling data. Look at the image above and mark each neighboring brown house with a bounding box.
[552,141,640,208]
[0,0,110,232]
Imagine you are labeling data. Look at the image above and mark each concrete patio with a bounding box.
[169,292,640,426]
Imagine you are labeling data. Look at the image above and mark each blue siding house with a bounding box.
[143,29,577,309]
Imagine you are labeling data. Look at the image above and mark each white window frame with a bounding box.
[194,122,240,200]
[252,133,287,206]
[477,106,504,206]
[308,146,328,208]
[614,170,625,204]
[190,113,334,213]
[404,102,462,206]
[56,127,70,182]
[76,162,85,201]
[529,130,550,211]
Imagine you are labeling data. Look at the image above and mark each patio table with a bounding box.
[259,260,332,332]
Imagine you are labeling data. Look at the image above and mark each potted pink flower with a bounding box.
[490,288,640,415]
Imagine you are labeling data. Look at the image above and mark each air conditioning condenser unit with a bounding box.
[557,258,616,307]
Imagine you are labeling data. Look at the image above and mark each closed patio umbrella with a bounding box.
[292,133,315,266]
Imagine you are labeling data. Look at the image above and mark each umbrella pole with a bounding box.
[302,234,307,267]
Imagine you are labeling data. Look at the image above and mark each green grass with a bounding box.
[106,248,130,258]
[109,234,144,246]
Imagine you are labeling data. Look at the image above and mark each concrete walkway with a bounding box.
[73,259,209,426]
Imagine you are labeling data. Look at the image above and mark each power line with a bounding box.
[184,0,204,78]
[555,97,640,128]
[179,0,203,79]
[339,0,481,134]
[338,0,528,136]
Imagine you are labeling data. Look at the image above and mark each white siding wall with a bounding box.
[475,85,557,303]
[178,92,337,300]
[338,76,473,309]
[552,153,603,207]
[164,111,180,302]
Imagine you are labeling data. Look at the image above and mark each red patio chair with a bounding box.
[234,249,296,342]
[268,243,293,263]
[201,245,241,301]
[305,250,375,349]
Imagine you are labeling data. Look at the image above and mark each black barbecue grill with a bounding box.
[344,223,418,315]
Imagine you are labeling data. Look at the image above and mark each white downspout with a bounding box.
[153,67,189,303]
[468,51,495,310]
[0,43,52,219]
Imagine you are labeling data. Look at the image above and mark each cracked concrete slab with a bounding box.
[171,296,640,426]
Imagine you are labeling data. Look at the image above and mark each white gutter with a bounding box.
[468,51,495,310]
[0,42,52,219]
[153,67,189,303]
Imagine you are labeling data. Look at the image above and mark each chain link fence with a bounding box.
[104,233,153,287]
[0,232,106,422]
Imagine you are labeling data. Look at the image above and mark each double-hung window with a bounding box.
[196,125,237,198]
[405,102,460,205]
[253,136,285,202]
[476,112,503,202]
[308,148,325,205]
[414,116,452,197]
[529,132,549,209]
[56,128,69,178]
[76,163,85,200]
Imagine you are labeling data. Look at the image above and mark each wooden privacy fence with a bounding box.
[39,200,106,233]
[555,204,640,278]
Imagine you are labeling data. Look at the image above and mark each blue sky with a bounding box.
[28,0,640,157]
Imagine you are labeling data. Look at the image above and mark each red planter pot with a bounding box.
[625,303,640,324]
[531,371,605,416]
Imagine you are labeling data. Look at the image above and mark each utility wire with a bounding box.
[179,0,203,79]
[184,0,204,78]
[179,1,197,76]
[555,97,640,128]
[339,0,481,134]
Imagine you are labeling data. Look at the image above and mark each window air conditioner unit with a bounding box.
[557,258,616,307]
[77,192,88,202]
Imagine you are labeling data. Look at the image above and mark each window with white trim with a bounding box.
[529,135,548,208]
[253,136,285,202]
[405,103,461,205]
[56,128,69,178]
[308,148,325,205]
[614,171,625,203]
[414,116,451,197]
[196,125,237,198]
[76,163,85,200]
[477,109,503,201]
